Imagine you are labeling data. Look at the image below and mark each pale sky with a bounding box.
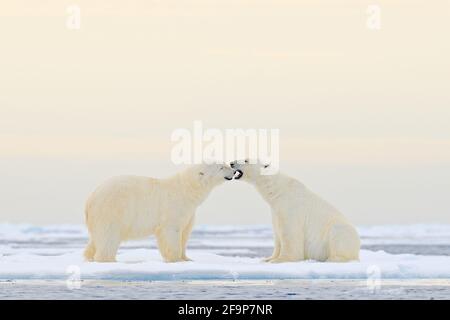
[1,1,449,225]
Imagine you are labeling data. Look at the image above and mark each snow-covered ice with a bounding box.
[1,224,450,281]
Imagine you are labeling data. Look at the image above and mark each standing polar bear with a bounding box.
[231,160,360,263]
[84,163,236,263]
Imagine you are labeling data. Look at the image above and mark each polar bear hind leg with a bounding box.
[91,228,122,262]
[83,240,96,261]
[327,224,360,262]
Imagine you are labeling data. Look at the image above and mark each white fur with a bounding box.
[84,163,235,263]
[232,160,360,263]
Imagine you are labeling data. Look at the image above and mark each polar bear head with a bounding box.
[176,163,236,205]
[187,163,237,188]
[229,159,272,183]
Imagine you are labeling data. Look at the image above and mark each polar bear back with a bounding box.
[85,175,170,240]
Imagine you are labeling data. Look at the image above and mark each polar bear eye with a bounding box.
[220,167,224,170]
[245,159,249,163]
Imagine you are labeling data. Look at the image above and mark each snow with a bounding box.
[1,224,450,281]
[358,224,450,245]
[2,248,450,281]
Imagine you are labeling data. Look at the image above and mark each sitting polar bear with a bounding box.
[230,160,360,263]
[84,163,236,263]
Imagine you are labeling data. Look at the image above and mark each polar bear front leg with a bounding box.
[263,234,280,262]
[181,216,195,261]
[263,214,281,262]
[269,214,305,263]
[156,227,184,263]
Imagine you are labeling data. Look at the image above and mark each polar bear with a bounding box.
[230,160,360,263]
[84,163,236,263]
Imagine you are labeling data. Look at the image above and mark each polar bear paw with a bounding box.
[268,256,303,263]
